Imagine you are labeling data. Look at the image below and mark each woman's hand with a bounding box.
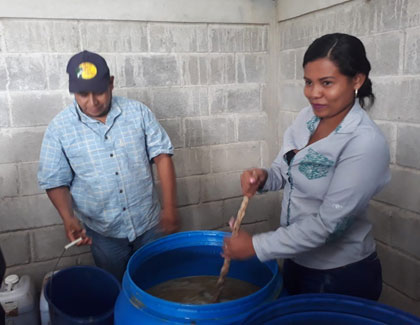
[240,168,268,198]
[223,230,256,260]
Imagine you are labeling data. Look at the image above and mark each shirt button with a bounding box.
[115,172,119,175]
[119,189,123,193]
[110,153,114,157]
[105,136,108,140]
[123,207,126,211]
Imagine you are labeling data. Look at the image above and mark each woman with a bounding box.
[223,33,390,300]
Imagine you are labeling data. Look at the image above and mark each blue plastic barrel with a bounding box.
[44,265,121,324]
[242,293,420,324]
[114,231,283,324]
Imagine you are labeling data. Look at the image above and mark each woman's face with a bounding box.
[303,58,365,121]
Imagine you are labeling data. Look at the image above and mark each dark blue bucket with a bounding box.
[242,293,420,324]
[114,231,284,324]
[44,266,121,324]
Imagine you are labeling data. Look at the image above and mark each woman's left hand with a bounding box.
[223,230,256,260]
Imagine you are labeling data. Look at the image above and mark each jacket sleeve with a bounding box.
[253,130,391,262]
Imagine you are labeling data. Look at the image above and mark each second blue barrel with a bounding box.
[242,293,420,325]
[114,231,283,324]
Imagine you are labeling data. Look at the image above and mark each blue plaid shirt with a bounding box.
[38,96,173,241]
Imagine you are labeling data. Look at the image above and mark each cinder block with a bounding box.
[185,117,235,147]
[367,201,392,244]
[142,55,181,86]
[176,176,200,207]
[172,147,211,178]
[180,55,208,85]
[115,55,145,88]
[278,50,296,80]
[31,225,90,262]
[80,21,148,53]
[375,121,396,164]
[178,201,224,231]
[10,91,64,127]
[0,92,10,127]
[407,1,420,29]
[377,242,420,300]
[237,53,267,83]
[209,25,268,52]
[149,87,208,119]
[0,127,45,164]
[238,113,268,142]
[159,119,183,148]
[0,195,62,232]
[0,231,30,266]
[125,88,151,108]
[390,208,420,260]
[201,172,242,202]
[0,57,7,90]
[45,54,73,91]
[278,81,307,112]
[208,54,235,84]
[76,252,95,266]
[2,20,79,52]
[0,163,18,197]
[19,162,43,196]
[150,23,208,52]
[369,78,420,123]
[6,55,47,91]
[367,0,407,33]
[361,32,401,76]
[380,284,420,317]
[210,85,260,114]
[396,125,420,169]
[278,111,298,146]
[376,167,420,214]
[211,142,260,173]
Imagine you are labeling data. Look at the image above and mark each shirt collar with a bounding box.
[305,101,364,135]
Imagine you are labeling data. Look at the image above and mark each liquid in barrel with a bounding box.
[146,275,260,304]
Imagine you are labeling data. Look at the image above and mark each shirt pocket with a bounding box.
[298,148,334,180]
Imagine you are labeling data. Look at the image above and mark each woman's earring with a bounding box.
[354,88,358,97]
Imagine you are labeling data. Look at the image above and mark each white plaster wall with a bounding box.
[0,0,275,23]
[277,0,352,21]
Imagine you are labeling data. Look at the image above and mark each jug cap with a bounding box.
[5,274,19,286]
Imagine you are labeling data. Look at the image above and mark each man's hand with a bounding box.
[63,216,92,246]
[160,207,180,234]
[222,230,256,260]
[240,168,268,198]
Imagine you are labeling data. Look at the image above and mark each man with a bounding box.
[38,50,179,281]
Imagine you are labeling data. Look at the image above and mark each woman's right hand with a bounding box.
[240,168,268,198]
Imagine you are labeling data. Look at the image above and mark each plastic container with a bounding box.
[0,274,40,325]
[114,231,283,324]
[44,266,121,325]
[242,293,420,324]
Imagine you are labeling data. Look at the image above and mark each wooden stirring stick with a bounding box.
[213,196,249,302]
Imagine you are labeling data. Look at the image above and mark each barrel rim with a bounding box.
[242,293,420,324]
[121,230,283,321]
[44,265,121,323]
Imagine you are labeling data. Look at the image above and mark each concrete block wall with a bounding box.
[0,17,280,290]
[277,0,420,316]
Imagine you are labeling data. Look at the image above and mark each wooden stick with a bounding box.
[213,196,249,302]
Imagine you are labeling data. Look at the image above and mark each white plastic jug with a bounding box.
[0,274,40,325]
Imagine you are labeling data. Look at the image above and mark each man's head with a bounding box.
[67,51,114,121]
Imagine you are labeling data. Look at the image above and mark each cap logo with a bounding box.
[76,62,97,80]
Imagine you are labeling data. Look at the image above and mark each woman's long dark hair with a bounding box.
[303,33,374,109]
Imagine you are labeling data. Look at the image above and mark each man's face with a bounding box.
[74,77,114,121]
